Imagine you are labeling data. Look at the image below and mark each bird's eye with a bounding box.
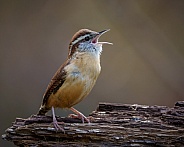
[85,36,90,41]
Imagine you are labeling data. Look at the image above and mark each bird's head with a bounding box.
[68,29,112,58]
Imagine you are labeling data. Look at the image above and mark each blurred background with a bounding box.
[1,0,184,146]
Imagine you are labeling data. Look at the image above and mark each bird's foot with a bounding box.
[69,107,91,123]
[51,107,65,133]
[68,114,94,123]
[51,119,65,133]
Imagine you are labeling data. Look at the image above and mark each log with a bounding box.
[2,101,184,146]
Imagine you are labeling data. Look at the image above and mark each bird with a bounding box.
[37,29,112,131]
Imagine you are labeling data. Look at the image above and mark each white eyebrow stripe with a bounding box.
[72,34,91,45]
[68,34,89,56]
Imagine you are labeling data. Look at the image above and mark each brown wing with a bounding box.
[42,59,70,106]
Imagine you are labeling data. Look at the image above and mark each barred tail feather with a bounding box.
[37,105,50,115]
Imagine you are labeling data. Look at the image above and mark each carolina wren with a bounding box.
[37,29,112,131]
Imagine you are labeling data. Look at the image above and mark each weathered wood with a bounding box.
[2,101,184,146]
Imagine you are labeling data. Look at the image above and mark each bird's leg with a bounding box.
[51,107,65,132]
[69,107,90,123]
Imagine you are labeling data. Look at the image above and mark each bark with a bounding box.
[2,101,184,146]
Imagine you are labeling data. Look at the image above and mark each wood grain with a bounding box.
[2,101,184,146]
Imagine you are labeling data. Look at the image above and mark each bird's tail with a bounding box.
[37,105,50,115]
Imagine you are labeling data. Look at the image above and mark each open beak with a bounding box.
[92,29,113,45]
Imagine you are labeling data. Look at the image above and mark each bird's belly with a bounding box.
[48,72,96,108]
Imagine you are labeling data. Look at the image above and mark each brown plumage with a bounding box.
[37,60,69,115]
[37,29,111,131]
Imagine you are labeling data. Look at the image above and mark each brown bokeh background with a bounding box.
[1,0,184,146]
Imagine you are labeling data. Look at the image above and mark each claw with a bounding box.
[69,107,90,123]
